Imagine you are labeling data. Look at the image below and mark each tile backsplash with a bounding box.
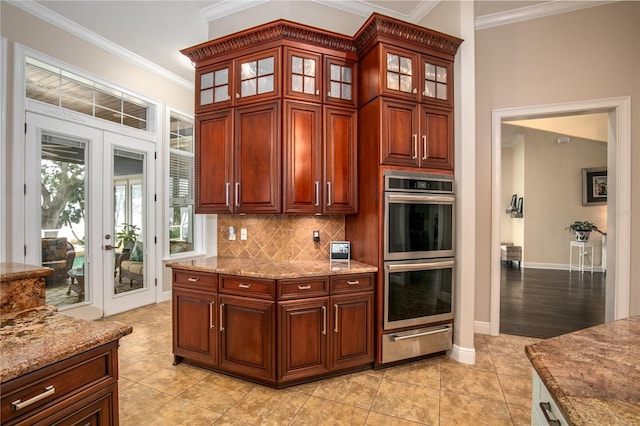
[217,215,345,261]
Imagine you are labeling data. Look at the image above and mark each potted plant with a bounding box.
[116,223,140,251]
[565,220,602,241]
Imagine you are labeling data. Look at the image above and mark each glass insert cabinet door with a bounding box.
[198,62,232,109]
[423,60,449,102]
[285,47,321,101]
[237,49,280,100]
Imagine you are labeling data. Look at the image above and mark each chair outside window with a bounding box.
[41,237,75,286]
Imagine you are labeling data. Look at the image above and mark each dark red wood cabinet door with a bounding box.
[278,297,330,382]
[234,101,281,214]
[283,101,322,214]
[420,106,453,170]
[173,288,217,366]
[331,292,373,370]
[324,106,357,214]
[195,109,233,214]
[380,98,419,167]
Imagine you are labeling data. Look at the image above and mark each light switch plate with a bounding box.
[240,228,247,240]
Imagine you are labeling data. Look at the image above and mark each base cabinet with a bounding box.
[531,370,568,426]
[172,269,374,387]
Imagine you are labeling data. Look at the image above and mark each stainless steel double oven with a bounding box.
[381,171,455,363]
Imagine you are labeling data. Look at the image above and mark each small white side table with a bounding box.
[569,241,594,273]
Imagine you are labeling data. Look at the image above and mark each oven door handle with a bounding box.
[387,260,454,272]
[391,325,451,341]
[386,193,454,203]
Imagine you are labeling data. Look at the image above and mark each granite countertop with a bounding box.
[525,315,640,425]
[0,306,132,383]
[166,256,378,279]
[0,262,53,281]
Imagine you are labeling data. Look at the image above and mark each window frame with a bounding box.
[165,107,204,259]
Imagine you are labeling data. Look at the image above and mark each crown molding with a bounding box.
[7,0,193,90]
[200,0,269,22]
[475,0,615,30]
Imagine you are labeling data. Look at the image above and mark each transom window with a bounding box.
[26,57,150,130]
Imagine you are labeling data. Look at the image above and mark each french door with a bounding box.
[25,112,156,319]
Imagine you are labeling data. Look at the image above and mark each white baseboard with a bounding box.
[448,344,476,364]
[512,262,605,272]
[474,321,491,335]
[158,290,172,303]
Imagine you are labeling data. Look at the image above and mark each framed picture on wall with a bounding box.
[582,167,607,206]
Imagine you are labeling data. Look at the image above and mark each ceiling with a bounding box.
[14,0,610,87]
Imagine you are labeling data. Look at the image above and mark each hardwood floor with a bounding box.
[500,265,605,339]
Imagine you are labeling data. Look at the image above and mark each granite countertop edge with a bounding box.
[1,308,133,383]
[166,256,378,279]
[0,262,53,281]
[525,316,640,426]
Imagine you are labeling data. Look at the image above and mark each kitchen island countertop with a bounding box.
[166,256,377,279]
[525,315,640,425]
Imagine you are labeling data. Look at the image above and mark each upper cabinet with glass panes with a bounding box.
[420,56,453,107]
[284,47,321,102]
[324,56,357,107]
[197,61,232,112]
[381,45,418,101]
[234,48,281,104]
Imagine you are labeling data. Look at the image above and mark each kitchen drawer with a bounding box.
[219,275,275,300]
[173,270,217,291]
[330,273,374,294]
[0,342,117,425]
[277,277,329,300]
[532,370,568,426]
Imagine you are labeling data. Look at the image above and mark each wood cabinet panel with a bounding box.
[219,275,275,299]
[283,101,322,213]
[284,47,322,102]
[324,56,357,108]
[195,109,233,214]
[172,287,217,365]
[278,297,330,382]
[331,273,374,294]
[277,276,329,300]
[235,101,281,213]
[420,107,453,170]
[196,61,233,112]
[173,270,217,291]
[234,48,281,104]
[219,295,276,382]
[331,292,374,370]
[381,98,419,167]
[324,106,357,214]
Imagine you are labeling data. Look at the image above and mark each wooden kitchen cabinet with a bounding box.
[172,288,218,366]
[0,342,119,426]
[196,61,233,112]
[324,106,358,213]
[331,292,374,370]
[380,98,453,170]
[284,47,322,103]
[234,48,281,105]
[195,109,233,213]
[324,56,357,108]
[219,295,276,383]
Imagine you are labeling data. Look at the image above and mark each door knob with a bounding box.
[104,244,115,250]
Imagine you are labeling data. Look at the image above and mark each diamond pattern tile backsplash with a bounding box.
[217,215,345,260]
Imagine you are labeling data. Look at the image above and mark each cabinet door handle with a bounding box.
[219,303,225,332]
[298,285,312,290]
[539,402,562,426]
[187,277,199,282]
[347,280,360,286]
[422,135,427,160]
[413,87,418,94]
[12,385,55,411]
[334,304,339,333]
[322,306,327,335]
[235,182,240,207]
[314,181,319,207]
[412,134,418,159]
[238,283,252,289]
[316,89,320,95]
[225,182,230,207]
[327,182,332,206]
[236,93,240,99]
[209,301,215,329]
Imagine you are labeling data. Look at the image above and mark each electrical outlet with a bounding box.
[229,226,236,241]
[313,230,320,242]
[240,228,247,240]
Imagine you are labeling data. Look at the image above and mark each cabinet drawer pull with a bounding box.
[187,277,199,282]
[236,93,240,99]
[238,283,252,289]
[297,285,312,290]
[322,306,327,335]
[220,303,225,332]
[347,280,360,286]
[12,385,55,411]
[334,304,339,333]
[539,402,562,426]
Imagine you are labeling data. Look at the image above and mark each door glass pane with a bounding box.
[41,134,88,309]
[114,149,145,295]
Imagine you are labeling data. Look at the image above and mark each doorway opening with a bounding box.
[490,97,632,337]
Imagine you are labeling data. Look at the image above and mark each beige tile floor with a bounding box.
[108,302,537,425]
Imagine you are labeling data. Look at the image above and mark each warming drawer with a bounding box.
[381,324,452,364]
